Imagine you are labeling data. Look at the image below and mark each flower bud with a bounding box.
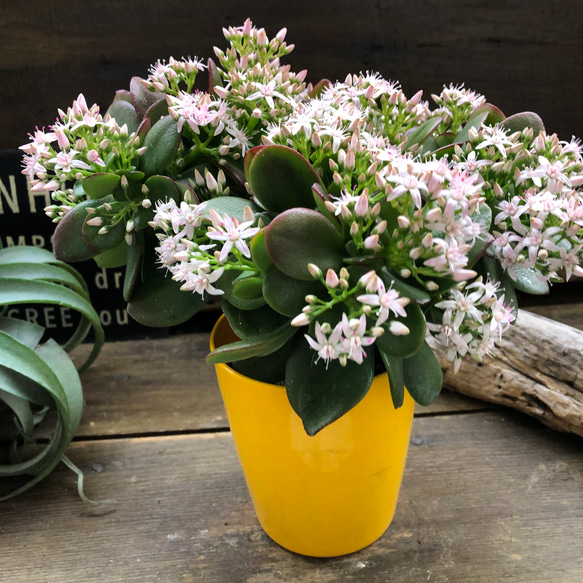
[308,263,322,278]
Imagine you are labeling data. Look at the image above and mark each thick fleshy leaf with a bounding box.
[474,255,518,311]
[82,173,121,198]
[93,242,128,269]
[453,110,489,144]
[201,196,260,223]
[230,337,292,385]
[207,57,223,95]
[52,199,105,262]
[250,230,273,274]
[502,111,545,135]
[127,269,208,327]
[375,303,426,358]
[206,320,297,364]
[402,340,443,406]
[221,300,289,339]
[512,265,549,295]
[105,99,140,134]
[143,98,169,127]
[217,271,266,310]
[406,116,443,150]
[129,76,165,118]
[139,115,181,176]
[83,211,125,253]
[473,103,506,126]
[246,145,322,212]
[122,234,143,302]
[312,183,341,233]
[378,349,405,409]
[264,208,344,280]
[143,175,182,208]
[262,266,322,317]
[285,336,375,436]
[232,276,264,300]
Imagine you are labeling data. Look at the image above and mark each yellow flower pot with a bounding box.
[210,315,415,557]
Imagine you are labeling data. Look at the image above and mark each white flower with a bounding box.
[340,314,376,364]
[357,280,410,326]
[305,322,344,366]
[206,209,260,263]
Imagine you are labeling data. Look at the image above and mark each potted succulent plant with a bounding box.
[20,19,583,556]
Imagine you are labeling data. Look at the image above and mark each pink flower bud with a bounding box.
[325,269,339,288]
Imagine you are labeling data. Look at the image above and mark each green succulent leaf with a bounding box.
[129,76,165,118]
[453,110,489,145]
[216,271,266,310]
[93,242,128,269]
[402,340,443,406]
[83,213,125,254]
[221,300,289,339]
[105,99,140,134]
[229,338,292,385]
[206,320,296,364]
[379,268,431,304]
[201,196,260,223]
[375,303,426,358]
[285,336,375,436]
[501,111,545,135]
[467,203,493,267]
[250,230,273,274]
[82,173,122,198]
[246,145,322,212]
[139,115,181,176]
[264,208,344,280]
[406,116,443,150]
[262,266,323,317]
[232,276,264,300]
[512,265,549,295]
[378,349,405,409]
[473,103,506,126]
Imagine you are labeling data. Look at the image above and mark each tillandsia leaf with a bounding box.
[82,173,122,199]
[379,267,431,305]
[221,300,289,339]
[0,278,104,372]
[250,230,273,274]
[52,198,110,262]
[129,76,165,118]
[201,196,260,223]
[264,208,344,280]
[0,332,84,501]
[285,335,375,436]
[105,99,140,134]
[378,349,405,409]
[402,340,443,406]
[139,115,181,177]
[375,303,426,358]
[405,116,443,150]
[246,145,323,212]
[262,266,323,317]
[501,111,545,135]
[206,320,297,364]
[0,263,88,298]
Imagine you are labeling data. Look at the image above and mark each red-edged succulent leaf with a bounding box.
[112,89,132,103]
[374,303,426,358]
[264,208,344,280]
[502,111,545,135]
[129,76,165,118]
[246,145,322,212]
[474,103,506,126]
[250,230,273,274]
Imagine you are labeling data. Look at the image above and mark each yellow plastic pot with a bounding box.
[210,315,415,557]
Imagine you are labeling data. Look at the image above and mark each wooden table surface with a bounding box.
[1,310,582,583]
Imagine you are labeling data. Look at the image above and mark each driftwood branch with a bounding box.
[429,309,583,438]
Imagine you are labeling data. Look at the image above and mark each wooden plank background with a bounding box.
[1,1,583,149]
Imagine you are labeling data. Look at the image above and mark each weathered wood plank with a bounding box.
[1,411,581,582]
[1,1,583,147]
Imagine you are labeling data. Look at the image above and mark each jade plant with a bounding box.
[0,245,103,499]
[21,20,583,435]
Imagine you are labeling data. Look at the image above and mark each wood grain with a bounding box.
[1,411,581,583]
[432,309,583,437]
[1,1,583,147]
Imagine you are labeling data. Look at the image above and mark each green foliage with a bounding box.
[0,246,104,500]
